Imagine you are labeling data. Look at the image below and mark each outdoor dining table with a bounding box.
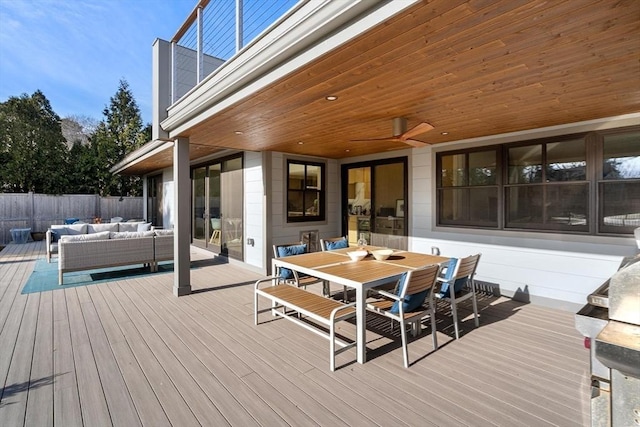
[271,246,449,364]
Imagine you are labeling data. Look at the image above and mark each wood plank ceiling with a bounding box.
[129,0,640,174]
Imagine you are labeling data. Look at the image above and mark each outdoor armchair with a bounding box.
[273,242,330,296]
[366,264,441,368]
[436,253,481,339]
[319,236,349,300]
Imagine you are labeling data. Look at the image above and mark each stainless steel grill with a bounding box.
[575,255,640,426]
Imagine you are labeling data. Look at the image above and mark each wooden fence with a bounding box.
[0,193,144,245]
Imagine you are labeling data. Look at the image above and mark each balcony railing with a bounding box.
[170,0,299,103]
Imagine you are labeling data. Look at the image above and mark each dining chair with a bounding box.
[436,253,481,340]
[319,236,349,251]
[366,264,441,368]
[273,242,330,296]
[320,236,349,300]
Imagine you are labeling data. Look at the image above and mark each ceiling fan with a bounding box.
[351,117,434,147]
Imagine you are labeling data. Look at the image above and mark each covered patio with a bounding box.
[0,241,590,426]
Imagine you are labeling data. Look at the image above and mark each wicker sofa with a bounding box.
[46,222,151,263]
[46,222,175,285]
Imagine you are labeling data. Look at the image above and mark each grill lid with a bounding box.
[608,261,640,325]
[594,261,640,378]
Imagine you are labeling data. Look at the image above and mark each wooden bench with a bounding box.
[254,278,357,371]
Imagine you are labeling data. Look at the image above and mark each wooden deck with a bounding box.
[0,241,590,426]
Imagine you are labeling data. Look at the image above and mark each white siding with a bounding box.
[269,152,341,248]
[244,152,265,270]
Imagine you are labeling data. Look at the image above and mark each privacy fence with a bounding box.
[0,193,143,245]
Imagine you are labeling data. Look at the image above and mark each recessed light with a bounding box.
[325,95,338,101]
[441,132,449,135]
[234,131,243,135]
[297,141,304,145]
[345,149,350,152]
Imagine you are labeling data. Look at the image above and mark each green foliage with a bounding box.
[0,91,69,193]
[0,81,149,196]
[93,80,146,197]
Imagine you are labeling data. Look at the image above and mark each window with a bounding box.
[599,130,640,233]
[287,160,325,222]
[505,138,588,232]
[436,126,640,235]
[438,148,499,227]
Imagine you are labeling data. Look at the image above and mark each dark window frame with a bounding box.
[286,159,326,223]
[435,126,639,236]
[436,146,502,228]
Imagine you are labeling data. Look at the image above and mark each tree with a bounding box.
[61,115,98,148]
[93,79,148,196]
[0,91,68,193]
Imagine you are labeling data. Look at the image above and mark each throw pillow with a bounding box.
[325,238,348,250]
[88,223,118,234]
[137,222,152,232]
[64,223,88,235]
[438,258,468,297]
[118,222,143,232]
[276,244,307,279]
[389,272,429,314]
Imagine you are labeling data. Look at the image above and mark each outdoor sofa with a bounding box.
[45,222,174,285]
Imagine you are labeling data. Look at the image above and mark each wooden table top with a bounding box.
[378,252,450,269]
[274,248,450,286]
[275,251,348,269]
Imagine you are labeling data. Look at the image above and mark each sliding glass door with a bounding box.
[192,155,243,260]
[342,157,408,250]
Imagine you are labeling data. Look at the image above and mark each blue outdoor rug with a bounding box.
[22,258,174,294]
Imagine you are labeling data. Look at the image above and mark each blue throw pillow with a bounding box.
[50,230,59,242]
[438,258,467,297]
[276,244,307,279]
[325,239,348,250]
[389,272,429,314]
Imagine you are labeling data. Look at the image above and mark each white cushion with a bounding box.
[154,229,174,236]
[109,231,155,239]
[118,222,144,232]
[60,231,110,242]
[137,222,152,232]
[52,223,87,235]
[87,223,119,233]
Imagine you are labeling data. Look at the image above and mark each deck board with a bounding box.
[25,291,53,427]
[0,241,591,426]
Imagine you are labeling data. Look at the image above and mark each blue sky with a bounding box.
[0,0,196,124]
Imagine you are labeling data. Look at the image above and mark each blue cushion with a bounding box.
[276,244,307,279]
[389,272,429,314]
[439,258,467,297]
[50,230,60,242]
[325,238,348,250]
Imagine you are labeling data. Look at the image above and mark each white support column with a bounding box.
[236,0,243,53]
[173,137,191,296]
[197,6,204,83]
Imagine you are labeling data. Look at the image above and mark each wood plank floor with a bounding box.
[0,241,591,426]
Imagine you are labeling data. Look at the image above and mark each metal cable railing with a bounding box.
[171,0,299,102]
